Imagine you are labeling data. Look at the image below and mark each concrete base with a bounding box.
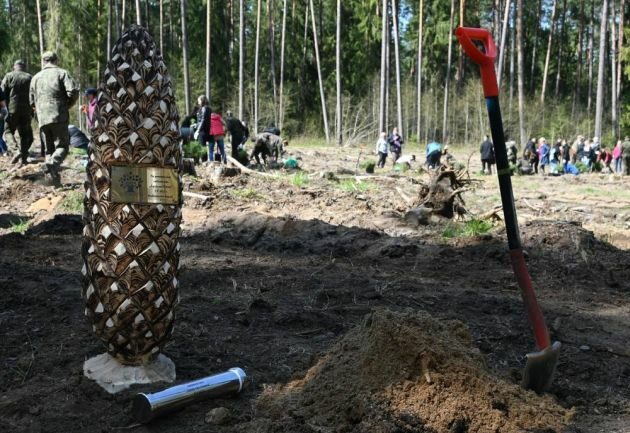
[83,353,176,394]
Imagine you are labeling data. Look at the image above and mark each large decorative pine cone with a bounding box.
[81,25,182,365]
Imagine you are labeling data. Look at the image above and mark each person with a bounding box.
[570,136,580,164]
[1,59,34,165]
[480,135,495,174]
[550,139,561,173]
[250,132,285,165]
[622,136,630,176]
[0,88,7,155]
[538,137,550,174]
[506,137,518,165]
[597,145,613,173]
[582,139,595,171]
[30,52,79,185]
[68,124,89,150]
[209,110,227,163]
[425,140,442,169]
[224,110,249,158]
[442,145,456,167]
[388,127,403,165]
[524,137,539,174]
[516,158,533,175]
[613,140,623,174]
[264,124,281,136]
[81,87,98,130]
[194,95,212,161]
[561,139,570,172]
[376,132,388,168]
[396,154,416,169]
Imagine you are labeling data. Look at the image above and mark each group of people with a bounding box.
[519,135,630,176]
[188,95,287,167]
[1,53,79,185]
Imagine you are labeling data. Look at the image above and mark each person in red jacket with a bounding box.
[597,145,613,173]
[209,110,226,163]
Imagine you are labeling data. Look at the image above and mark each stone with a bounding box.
[205,407,232,425]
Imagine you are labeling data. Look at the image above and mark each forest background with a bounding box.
[0,0,628,150]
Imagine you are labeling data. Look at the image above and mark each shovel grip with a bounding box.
[455,27,499,97]
[510,249,551,350]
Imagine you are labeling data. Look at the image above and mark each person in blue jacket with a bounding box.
[425,140,442,169]
[538,137,550,174]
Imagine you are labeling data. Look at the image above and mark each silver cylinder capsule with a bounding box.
[131,367,247,423]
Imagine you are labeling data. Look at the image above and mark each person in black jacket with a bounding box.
[194,95,212,161]
[225,110,249,158]
[480,135,495,174]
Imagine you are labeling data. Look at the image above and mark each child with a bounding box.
[376,132,388,168]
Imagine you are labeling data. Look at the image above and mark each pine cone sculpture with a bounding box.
[82,25,182,365]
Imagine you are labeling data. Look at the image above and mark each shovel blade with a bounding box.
[522,341,561,393]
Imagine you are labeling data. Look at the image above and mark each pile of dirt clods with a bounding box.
[243,309,572,433]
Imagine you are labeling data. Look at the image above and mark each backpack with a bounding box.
[209,113,225,136]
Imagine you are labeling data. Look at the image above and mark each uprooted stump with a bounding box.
[414,165,479,219]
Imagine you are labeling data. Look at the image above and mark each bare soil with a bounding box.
[0,145,629,433]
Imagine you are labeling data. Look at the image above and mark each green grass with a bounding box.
[10,219,29,234]
[230,187,264,200]
[58,190,84,214]
[70,147,87,156]
[338,179,375,192]
[291,171,310,187]
[442,218,493,239]
[0,170,7,180]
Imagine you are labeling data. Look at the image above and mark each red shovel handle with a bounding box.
[454,27,499,98]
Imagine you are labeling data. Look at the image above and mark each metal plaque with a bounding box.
[111,166,179,205]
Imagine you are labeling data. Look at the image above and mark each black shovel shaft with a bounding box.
[485,96,521,250]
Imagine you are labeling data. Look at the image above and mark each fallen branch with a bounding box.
[183,191,212,201]
[226,156,279,178]
[478,205,503,220]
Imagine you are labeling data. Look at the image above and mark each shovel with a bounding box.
[455,27,561,393]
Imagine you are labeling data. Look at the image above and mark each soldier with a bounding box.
[622,136,630,176]
[1,60,34,164]
[30,51,79,185]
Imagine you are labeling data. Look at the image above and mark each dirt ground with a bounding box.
[1,143,629,433]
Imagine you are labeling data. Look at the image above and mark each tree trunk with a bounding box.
[239,0,245,120]
[594,0,608,139]
[572,0,585,117]
[456,0,465,87]
[554,0,568,97]
[529,0,542,94]
[97,0,102,81]
[36,0,45,62]
[379,0,388,134]
[587,0,595,112]
[279,0,287,130]
[335,0,342,146]
[509,6,515,126]
[442,0,455,143]
[392,0,403,135]
[309,0,330,142]
[610,0,619,136]
[516,0,526,148]
[268,0,278,124]
[159,0,163,54]
[115,0,121,38]
[135,0,141,25]
[540,0,557,104]
[617,0,624,105]
[122,0,126,29]
[497,0,511,88]
[180,0,191,115]
[254,0,261,133]
[416,0,424,145]
[107,0,113,60]
[206,0,211,100]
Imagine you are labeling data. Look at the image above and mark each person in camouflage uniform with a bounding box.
[1,60,34,164]
[30,51,79,185]
[622,136,630,176]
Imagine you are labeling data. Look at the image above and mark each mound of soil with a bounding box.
[253,309,572,433]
